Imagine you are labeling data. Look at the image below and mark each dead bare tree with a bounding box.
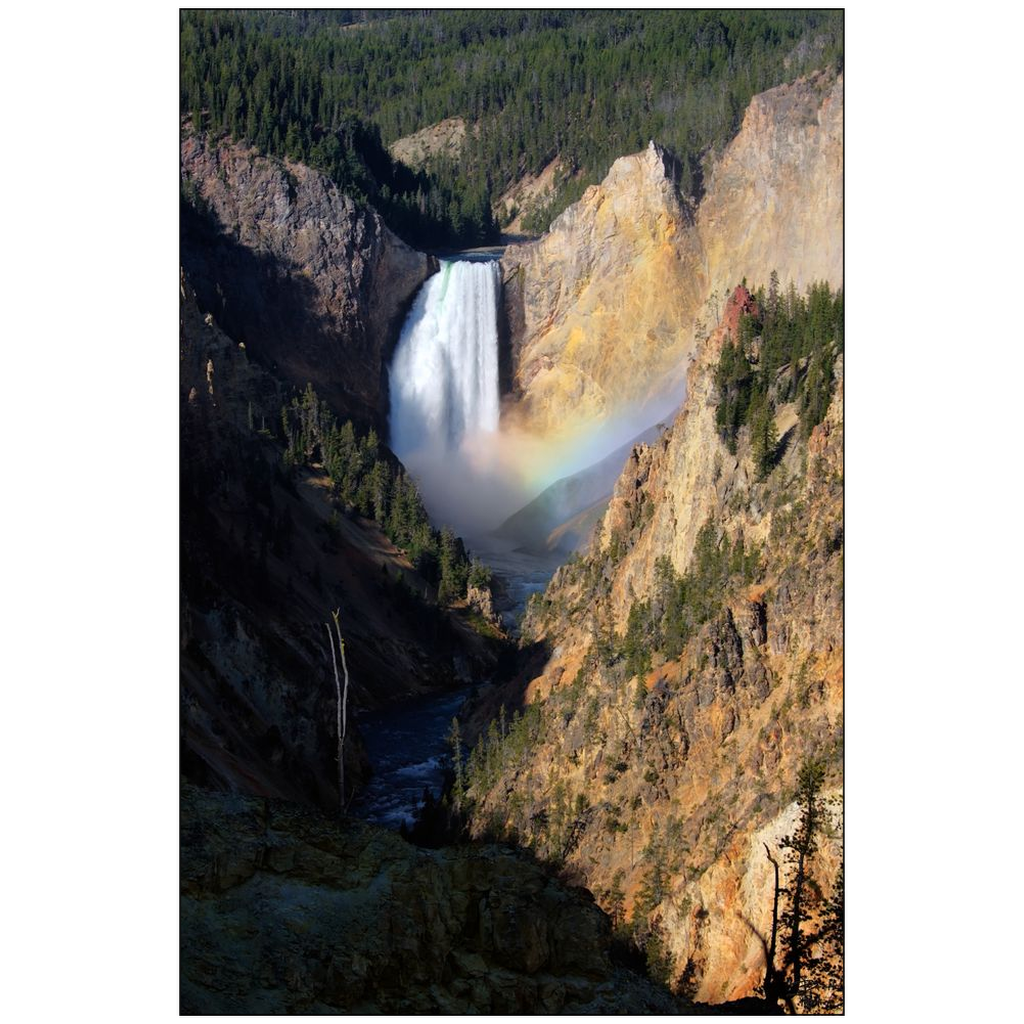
[761,842,784,1006]
[324,608,350,814]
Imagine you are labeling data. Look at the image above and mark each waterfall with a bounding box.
[389,258,501,458]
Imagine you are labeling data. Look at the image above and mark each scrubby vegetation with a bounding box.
[280,383,486,606]
[622,518,763,680]
[180,9,842,244]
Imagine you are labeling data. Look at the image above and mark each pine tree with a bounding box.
[448,716,465,811]
[437,526,468,604]
[767,269,780,322]
[750,399,779,479]
[803,859,844,1012]
[759,759,841,1012]
[778,760,826,1001]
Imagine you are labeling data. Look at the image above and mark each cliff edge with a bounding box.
[181,131,432,428]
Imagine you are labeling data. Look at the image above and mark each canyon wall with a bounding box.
[500,70,842,443]
[698,71,843,300]
[500,141,702,438]
[466,286,844,1004]
[180,132,432,428]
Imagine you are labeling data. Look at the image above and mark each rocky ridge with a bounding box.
[181,784,688,1014]
[180,131,432,428]
[500,71,842,443]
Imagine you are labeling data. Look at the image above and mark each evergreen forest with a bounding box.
[280,384,489,606]
[714,276,844,462]
[180,9,843,248]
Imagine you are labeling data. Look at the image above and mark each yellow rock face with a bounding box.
[501,71,843,444]
[699,72,844,299]
[501,142,704,442]
[472,72,845,1004]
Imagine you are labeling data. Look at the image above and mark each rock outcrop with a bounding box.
[465,286,844,1005]
[467,584,502,632]
[389,116,469,169]
[500,141,702,438]
[180,132,433,428]
[500,71,842,442]
[181,785,688,1014]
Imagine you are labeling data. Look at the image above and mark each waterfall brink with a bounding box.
[389,259,501,456]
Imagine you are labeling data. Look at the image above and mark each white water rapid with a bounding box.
[389,258,501,455]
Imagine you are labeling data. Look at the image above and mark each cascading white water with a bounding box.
[389,259,501,457]
[388,253,679,551]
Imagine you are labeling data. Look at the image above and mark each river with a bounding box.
[356,249,565,830]
[349,685,472,829]
[349,545,561,829]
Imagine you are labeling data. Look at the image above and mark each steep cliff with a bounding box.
[500,141,702,438]
[500,71,842,443]
[697,72,843,300]
[180,131,433,428]
[463,286,843,1006]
